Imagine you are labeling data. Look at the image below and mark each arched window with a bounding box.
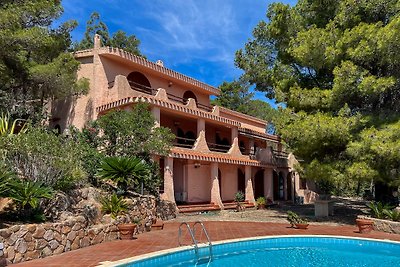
[183,90,197,104]
[127,71,151,93]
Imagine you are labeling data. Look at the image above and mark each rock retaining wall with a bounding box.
[0,188,177,265]
[358,216,400,234]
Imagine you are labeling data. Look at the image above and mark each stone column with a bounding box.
[151,106,161,128]
[264,168,274,201]
[210,162,223,208]
[193,118,210,151]
[161,157,175,203]
[197,118,205,136]
[228,127,242,155]
[245,165,255,204]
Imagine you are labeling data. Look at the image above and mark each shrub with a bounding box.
[100,193,128,219]
[234,191,245,203]
[287,210,308,226]
[383,209,400,222]
[97,156,151,194]
[367,201,393,219]
[0,162,14,197]
[256,196,266,206]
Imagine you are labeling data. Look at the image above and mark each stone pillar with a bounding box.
[231,127,238,143]
[151,106,161,128]
[228,127,242,156]
[264,168,274,201]
[197,118,205,136]
[249,139,255,155]
[161,157,175,203]
[245,165,255,204]
[210,162,223,208]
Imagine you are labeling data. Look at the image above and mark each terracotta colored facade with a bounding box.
[51,35,315,207]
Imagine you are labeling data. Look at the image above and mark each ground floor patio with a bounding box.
[13,219,400,267]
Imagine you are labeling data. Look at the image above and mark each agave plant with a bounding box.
[100,193,128,219]
[367,201,394,219]
[8,180,53,210]
[0,164,15,197]
[0,113,27,136]
[97,156,150,193]
[383,209,400,222]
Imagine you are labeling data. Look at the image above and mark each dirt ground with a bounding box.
[172,197,371,226]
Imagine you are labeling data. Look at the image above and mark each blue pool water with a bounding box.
[118,236,400,267]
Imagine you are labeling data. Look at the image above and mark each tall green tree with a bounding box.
[75,12,142,56]
[0,0,89,121]
[236,0,400,197]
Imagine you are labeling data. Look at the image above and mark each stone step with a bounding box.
[178,204,221,214]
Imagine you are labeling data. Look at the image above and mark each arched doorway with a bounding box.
[237,168,245,193]
[127,71,151,93]
[286,172,293,201]
[183,90,197,104]
[254,170,264,199]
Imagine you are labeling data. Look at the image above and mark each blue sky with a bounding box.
[60,0,297,107]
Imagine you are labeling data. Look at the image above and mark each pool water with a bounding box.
[118,236,400,267]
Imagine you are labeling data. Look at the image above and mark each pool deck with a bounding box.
[13,221,400,267]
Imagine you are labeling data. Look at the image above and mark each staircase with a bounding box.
[223,200,255,210]
[178,203,221,214]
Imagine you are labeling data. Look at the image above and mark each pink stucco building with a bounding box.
[51,35,315,211]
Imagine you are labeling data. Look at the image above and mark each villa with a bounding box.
[51,35,315,211]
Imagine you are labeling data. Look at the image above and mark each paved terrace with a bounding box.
[13,221,400,267]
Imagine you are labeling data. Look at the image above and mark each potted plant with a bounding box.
[101,193,138,240]
[234,191,245,212]
[355,218,374,233]
[287,211,309,229]
[256,196,266,209]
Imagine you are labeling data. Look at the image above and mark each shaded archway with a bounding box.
[237,168,245,193]
[254,170,264,199]
[286,172,293,201]
[183,90,197,104]
[127,71,151,93]
[273,171,279,200]
[278,172,285,200]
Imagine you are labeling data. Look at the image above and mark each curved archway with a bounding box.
[127,71,151,92]
[183,90,197,104]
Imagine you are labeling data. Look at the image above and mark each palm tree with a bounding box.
[97,156,150,193]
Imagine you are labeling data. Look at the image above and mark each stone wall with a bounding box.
[358,216,400,234]
[0,187,177,265]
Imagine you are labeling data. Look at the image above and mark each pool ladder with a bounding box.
[178,221,213,264]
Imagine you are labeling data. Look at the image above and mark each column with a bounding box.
[210,162,223,208]
[283,173,288,200]
[151,106,160,128]
[245,165,255,204]
[197,118,205,136]
[193,118,210,151]
[249,139,255,155]
[264,168,274,201]
[161,157,175,203]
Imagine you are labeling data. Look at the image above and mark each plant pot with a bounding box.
[356,218,374,233]
[118,223,136,240]
[294,223,309,229]
[257,204,266,210]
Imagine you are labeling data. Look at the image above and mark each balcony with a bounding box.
[207,142,231,153]
[174,136,196,149]
[108,80,213,112]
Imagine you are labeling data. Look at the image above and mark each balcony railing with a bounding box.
[108,80,213,112]
[207,142,231,153]
[174,136,196,148]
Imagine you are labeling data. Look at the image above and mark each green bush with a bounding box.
[8,180,53,210]
[367,201,393,219]
[0,162,14,197]
[383,209,400,222]
[100,193,128,219]
[97,156,150,194]
[287,210,307,226]
[234,191,245,203]
[256,196,266,206]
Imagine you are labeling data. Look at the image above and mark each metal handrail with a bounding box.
[178,222,199,258]
[192,221,213,259]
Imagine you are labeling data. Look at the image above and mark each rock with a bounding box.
[10,226,20,233]
[43,230,54,241]
[49,240,59,250]
[65,240,71,251]
[7,233,18,246]
[15,239,27,254]
[87,229,95,239]
[27,224,36,233]
[71,238,80,250]
[13,252,23,263]
[27,241,35,251]
[24,232,33,242]
[75,216,86,224]
[71,224,81,231]
[32,226,45,239]
[0,229,11,239]
[92,233,104,245]
[41,247,52,257]
[67,231,76,241]
[6,246,14,261]
[35,239,47,250]
[61,225,71,234]
[78,230,85,238]
[53,245,64,255]
[54,232,62,243]
[25,250,39,260]
[80,237,90,248]
[16,228,28,239]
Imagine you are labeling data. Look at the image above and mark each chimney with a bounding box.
[156,60,164,67]
[94,34,101,49]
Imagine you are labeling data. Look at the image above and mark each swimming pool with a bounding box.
[109,236,400,267]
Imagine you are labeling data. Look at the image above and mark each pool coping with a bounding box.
[97,235,400,267]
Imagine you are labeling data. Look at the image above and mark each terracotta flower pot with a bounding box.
[356,218,374,233]
[257,204,266,210]
[295,223,309,229]
[118,223,136,240]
